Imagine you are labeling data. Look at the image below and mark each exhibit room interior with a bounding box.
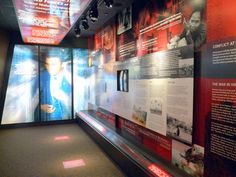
[0,0,235,176]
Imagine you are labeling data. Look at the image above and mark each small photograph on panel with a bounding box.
[117,70,124,91]
[102,24,116,63]
[172,140,204,177]
[167,9,206,51]
[117,70,129,92]
[167,114,192,144]
[150,99,162,116]
[179,58,194,77]
[132,105,147,126]
[117,5,132,35]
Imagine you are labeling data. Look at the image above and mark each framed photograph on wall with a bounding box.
[117,5,132,35]
[117,69,129,92]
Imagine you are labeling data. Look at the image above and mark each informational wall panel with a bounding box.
[199,1,236,176]
[87,0,206,176]
[113,45,194,142]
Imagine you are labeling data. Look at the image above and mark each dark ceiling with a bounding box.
[0,0,134,39]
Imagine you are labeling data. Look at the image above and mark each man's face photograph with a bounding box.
[45,57,62,76]
[189,11,201,32]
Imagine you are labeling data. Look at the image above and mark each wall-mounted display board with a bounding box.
[87,0,207,176]
[199,0,236,176]
[113,45,194,144]
[89,44,203,176]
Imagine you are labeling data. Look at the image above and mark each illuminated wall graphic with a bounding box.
[1,45,39,124]
[13,0,92,45]
[73,48,94,114]
[40,47,72,121]
[1,45,92,124]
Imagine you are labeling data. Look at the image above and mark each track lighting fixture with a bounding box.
[89,3,99,22]
[104,0,113,8]
[81,16,89,30]
[74,26,81,37]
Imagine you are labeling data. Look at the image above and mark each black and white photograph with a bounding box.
[150,99,162,115]
[178,58,194,77]
[117,6,132,35]
[117,69,129,92]
[167,114,192,144]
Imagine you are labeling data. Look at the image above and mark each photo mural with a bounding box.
[1,46,89,124]
[39,47,72,121]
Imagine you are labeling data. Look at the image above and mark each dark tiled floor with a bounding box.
[0,124,125,177]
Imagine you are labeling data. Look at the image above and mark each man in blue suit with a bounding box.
[40,55,71,121]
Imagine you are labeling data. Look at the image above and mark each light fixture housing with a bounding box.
[104,0,113,8]
[89,4,99,22]
[81,17,89,30]
[74,26,81,37]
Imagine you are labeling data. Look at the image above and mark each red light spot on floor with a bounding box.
[63,159,86,169]
[54,136,70,141]
[148,164,171,177]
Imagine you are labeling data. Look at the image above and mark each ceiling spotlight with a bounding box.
[74,26,81,38]
[89,4,99,22]
[81,17,89,30]
[104,0,113,8]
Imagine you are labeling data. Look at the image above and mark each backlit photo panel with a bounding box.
[73,48,91,114]
[39,47,72,121]
[1,45,39,124]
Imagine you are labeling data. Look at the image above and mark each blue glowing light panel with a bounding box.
[39,47,72,121]
[1,45,39,124]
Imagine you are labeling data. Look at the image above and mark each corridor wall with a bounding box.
[86,0,236,176]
